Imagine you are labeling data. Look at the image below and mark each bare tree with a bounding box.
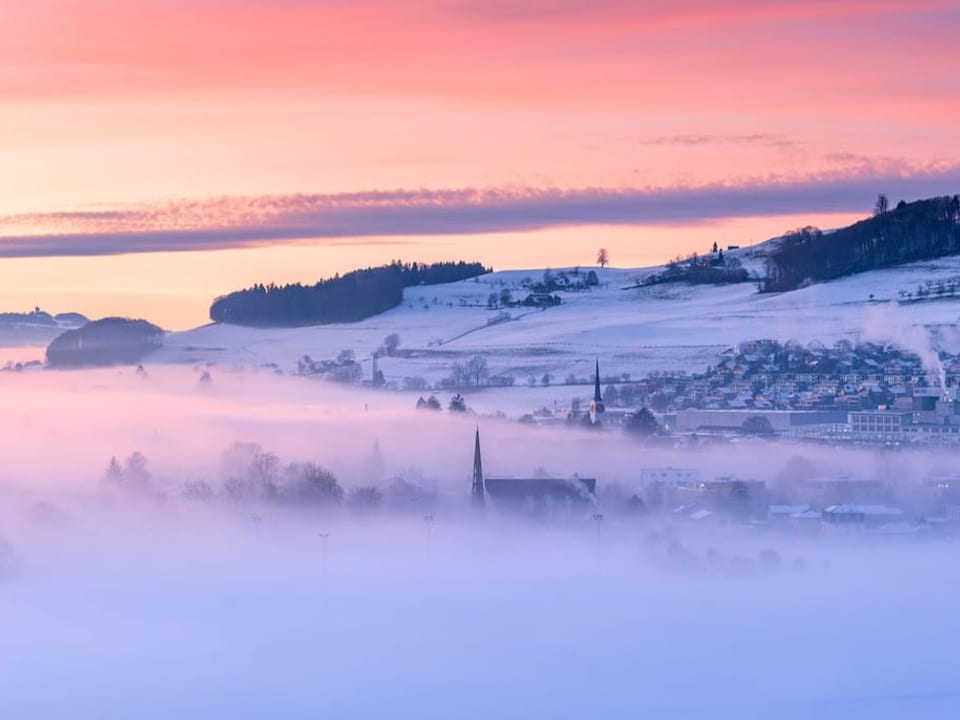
[597,248,609,268]
[449,361,470,388]
[874,193,889,216]
[466,354,489,387]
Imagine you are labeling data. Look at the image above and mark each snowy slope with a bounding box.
[150,251,960,417]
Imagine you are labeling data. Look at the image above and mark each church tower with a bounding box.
[593,357,605,413]
[471,426,485,506]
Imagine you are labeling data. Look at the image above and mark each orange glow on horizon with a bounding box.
[0,1,956,327]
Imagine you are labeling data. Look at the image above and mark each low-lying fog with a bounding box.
[0,366,958,719]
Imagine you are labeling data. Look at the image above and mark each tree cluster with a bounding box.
[642,253,748,287]
[103,452,152,494]
[214,442,345,505]
[416,395,442,410]
[764,195,960,292]
[528,268,598,294]
[624,408,661,439]
[47,317,164,367]
[446,354,489,388]
[210,260,490,326]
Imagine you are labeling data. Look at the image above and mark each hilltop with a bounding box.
[46,317,164,367]
[0,309,88,347]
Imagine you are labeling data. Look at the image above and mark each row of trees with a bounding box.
[103,443,446,512]
[105,443,350,506]
[764,195,960,292]
[415,393,467,412]
[210,260,490,326]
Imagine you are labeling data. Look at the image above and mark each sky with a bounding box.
[1,0,958,328]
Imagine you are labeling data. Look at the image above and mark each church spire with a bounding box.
[593,357,605,413]
[472,426,485,505]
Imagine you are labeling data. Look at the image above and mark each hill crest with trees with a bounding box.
[46,317,164,367]
[764,194,960,292]
[209,260,490,326]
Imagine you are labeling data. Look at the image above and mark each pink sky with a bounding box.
[0,0,957,328]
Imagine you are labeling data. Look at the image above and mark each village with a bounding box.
[503,339,960,448]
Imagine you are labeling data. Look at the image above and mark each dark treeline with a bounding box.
[209,260,491,326]
[764,195,960,292]
[47,317,164,367]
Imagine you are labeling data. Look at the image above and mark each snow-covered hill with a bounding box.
[152,251,960,412]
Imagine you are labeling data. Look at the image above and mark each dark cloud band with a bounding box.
[0,166,957,258]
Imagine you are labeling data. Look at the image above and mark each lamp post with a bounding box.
[592,512,605,542]
[318,532,329,578]
[424,514,435,568]
[318,531,330,603]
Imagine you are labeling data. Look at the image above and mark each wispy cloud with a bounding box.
[0,165,957,258]
[634,134,804,151]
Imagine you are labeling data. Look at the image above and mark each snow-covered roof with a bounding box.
[869,521,928,535]
[823,504,903,516]
[769,504,810,515]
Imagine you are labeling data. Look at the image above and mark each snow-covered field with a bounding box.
[139,251,960,416]
[6,250,960,416]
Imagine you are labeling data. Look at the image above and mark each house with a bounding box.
[822,504,904,527]
[520,292,561,308]
[767,504,810,524]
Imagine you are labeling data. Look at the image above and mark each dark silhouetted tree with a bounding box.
[383,333,401,356]
[874,193,889,216]
[625,408,660,438]
[284,462,343,504]
[741,415,775,436]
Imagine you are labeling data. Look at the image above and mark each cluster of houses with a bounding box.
[568,341,960,446]
[617,339,951,415]
[639,467,960,536]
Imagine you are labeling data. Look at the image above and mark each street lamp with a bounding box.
[318,532,330,576]
[424,514,435,567]
[592,512,605,541]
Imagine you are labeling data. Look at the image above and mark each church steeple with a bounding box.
[471,426,485,505]
[593,357,605,413]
